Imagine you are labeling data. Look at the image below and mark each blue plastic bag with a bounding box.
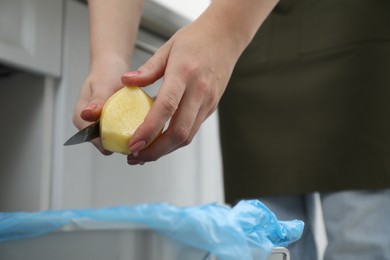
[0,200,303,260]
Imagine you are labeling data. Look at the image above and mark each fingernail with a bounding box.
[123,71,140,78]
[84,104,97,111]
[129,140,146,157]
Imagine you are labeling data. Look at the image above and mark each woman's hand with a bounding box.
[123,15,243,164]
[123,0,278,165]
[73,57,130,155]
[72,0,142,154]
[72,0,277,162]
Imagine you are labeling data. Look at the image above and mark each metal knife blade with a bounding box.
[64,120,100,146]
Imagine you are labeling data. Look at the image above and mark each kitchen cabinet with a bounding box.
[0,0,63,77]
[0,73,55,211]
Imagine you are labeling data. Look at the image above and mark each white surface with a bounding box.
[151,0,210,21]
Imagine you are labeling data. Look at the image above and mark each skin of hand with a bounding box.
[123,0,279,165]
[73,57,130,155]
[72,0,143,154]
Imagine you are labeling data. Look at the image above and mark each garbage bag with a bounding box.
[0,199,303,260]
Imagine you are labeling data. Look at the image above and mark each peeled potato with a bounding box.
[100,86,154,154]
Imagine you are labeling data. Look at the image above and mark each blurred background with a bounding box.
[0,1,326,259]
[0,0,224,212]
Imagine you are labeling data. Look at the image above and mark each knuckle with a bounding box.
[195,78,210,96]
[171,125,193,145]
[151,156,160,162]
[145,152,160,162]
[141,60,156,72]
[209,96,219,113]
[160,96,179,117]
[182,134,194,146]
[101,149,113,156]
[207,105,218,118]
[181,61,198,78]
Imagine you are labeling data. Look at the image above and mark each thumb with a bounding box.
[121,44,170,87]
[80,87,117,122]
[80,103,101,122]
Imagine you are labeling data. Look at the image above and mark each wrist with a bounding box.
[90,53,132,73]
[200,0,278,55]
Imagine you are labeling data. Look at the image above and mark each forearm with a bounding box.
[87,0,144,68]
[198,0,278,57]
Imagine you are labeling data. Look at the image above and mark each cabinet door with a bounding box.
[0,0,63,77]
[0,73,55,212]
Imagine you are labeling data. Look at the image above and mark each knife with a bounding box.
[63,120,100,146]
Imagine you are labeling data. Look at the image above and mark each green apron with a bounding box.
[219,0,390,203]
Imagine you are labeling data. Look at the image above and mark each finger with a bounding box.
[121,46,173,156]
[91,138,113,156]
[127,81,206,163]
[127,74,186,155]
[127,85,220,165]
[71,110,113,155]
[73,84,117,155]
[80,86,118,122]
[127,105,215,165]
[121,43,171,87]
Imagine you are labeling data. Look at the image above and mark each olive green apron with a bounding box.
[219,0,390,203]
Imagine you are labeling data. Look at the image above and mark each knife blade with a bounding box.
[64,120,100,146]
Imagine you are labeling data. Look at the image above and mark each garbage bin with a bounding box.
[0,200,302,259]
[0,224,290,260]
